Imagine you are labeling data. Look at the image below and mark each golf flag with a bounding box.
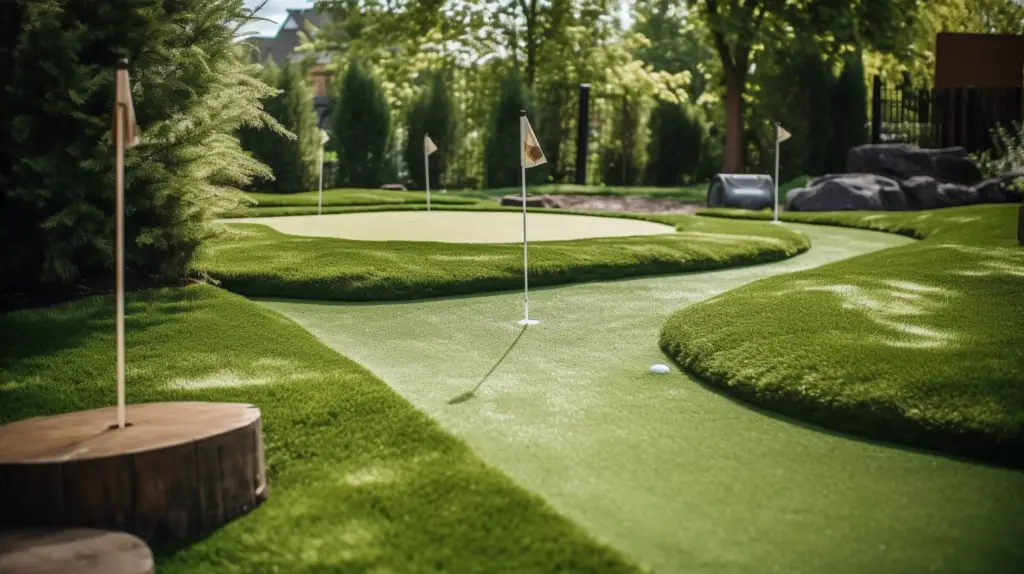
[521,116,546,168]
[424,134,438,156]
[112,65,140,148]
[777,124,791,143]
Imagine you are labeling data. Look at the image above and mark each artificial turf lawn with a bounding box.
[263,223,1024,574]
[664,204,1024,464]
[245,188,477,208]
[196,212,810,302]
[0,284,641,573]
[453,183,709,202]
[225,211,677,243]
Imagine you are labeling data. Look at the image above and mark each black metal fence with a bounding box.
[870,76,1023,153]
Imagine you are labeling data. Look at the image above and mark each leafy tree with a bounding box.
[601,96,644,186]
[0,0,275,303]
[632,0,714,100]
[240,60,320,193]
[485,70,533,188]
[644,100,705,185]
[826,50,868,173]
[404,71,458,189]
[332,59,391,187]
[687,0,919,173]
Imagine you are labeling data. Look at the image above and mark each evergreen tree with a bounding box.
[826,50,868,173]
[601,96,643,186]
[240,60,319,193]
[644,100,704,185]
[404,72,458,189]
[485,70,533,188]
[332,59,391,188]
[0,0,276,303]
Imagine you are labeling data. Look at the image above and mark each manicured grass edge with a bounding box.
[664,206,1024,468]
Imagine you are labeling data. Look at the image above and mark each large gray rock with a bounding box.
[847,144,983,185]
[786,174,902,211]
[900,176,979,209]
[973,172,1024,203]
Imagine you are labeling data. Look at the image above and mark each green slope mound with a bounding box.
[663,204,1024,464]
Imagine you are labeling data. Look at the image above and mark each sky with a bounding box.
[242,0,315,37]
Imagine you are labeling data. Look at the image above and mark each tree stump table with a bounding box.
[0,402,267,543]
[0,528,153,574]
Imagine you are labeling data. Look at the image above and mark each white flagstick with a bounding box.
[518,111,538,326]
[774,123,780,224]
[425,148,431,212]
[114,63,127,429]
[318,130,329,216]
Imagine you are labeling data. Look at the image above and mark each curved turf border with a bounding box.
[196,207,810,302]
[663,204,1024,467]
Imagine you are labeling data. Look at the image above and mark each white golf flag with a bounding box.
[424,134,437,156]
[521,116,546,168]
[112,66,140,148]
[777,124,791,143]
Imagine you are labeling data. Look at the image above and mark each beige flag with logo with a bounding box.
[520,116,546,168]
[112,66,140,148]
[777,124,791,143]
[424,134,437,156]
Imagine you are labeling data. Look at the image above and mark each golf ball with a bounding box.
[650,364,670,374]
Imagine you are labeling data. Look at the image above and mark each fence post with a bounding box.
[575,83,591,185]
[871,75,882,144]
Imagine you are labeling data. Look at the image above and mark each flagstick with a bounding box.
[773,122,781,224]
[114,77,127,430]
[517,111,538,326]
[318,142,324,216]
[425,150,431,212]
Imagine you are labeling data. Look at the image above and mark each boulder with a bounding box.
[846,144,983,185]
[499,194,560,208]
[900,176,979,210]
[786,174,902,212]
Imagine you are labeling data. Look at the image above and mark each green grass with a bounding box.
[196,213,810,301]
[0,284,642,573]
[242,188,477,208]
[262,223,1024,574]
[453,183,708,203]
[664,204,1024,464]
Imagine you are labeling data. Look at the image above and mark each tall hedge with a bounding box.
[826,50,868,173]
[404,72,458,189]
[240,59,319,193]
[644,100,704,186]
[332,59,391,188]
[485,70,534,188]
[0,0,274,303]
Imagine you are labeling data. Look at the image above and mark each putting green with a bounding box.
[221,210,677,243]
[262,223,1024,574]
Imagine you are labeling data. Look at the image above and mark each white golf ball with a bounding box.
[650,363,670,374]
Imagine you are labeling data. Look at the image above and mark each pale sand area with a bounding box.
[222,211,678,243]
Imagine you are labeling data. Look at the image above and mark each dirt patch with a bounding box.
[502,194,702,214]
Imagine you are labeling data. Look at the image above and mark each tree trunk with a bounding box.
[723,64,745,173]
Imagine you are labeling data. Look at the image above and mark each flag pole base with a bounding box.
[517,319,540,326]
[771,220,783,224]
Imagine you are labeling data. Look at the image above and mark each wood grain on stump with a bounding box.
[0,528,153,574]
[0,402,267,543]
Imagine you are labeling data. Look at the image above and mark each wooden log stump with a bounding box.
[0,528,153,574]
[0,402,267,543]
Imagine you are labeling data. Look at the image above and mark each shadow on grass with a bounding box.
[448,326,528,405]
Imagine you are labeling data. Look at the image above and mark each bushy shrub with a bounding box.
[0,0,275,302]
[404,71,458,190]
[240,59,320,193]
[644,100,705,185]
[826,50,868,173]
[973,122,1024,190]
[332,59,391,188]
[485,70,533,188]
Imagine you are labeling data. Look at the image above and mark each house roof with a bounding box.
[247,9,331,64]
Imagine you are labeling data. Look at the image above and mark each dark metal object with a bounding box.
[706,174,775,210]
[575,84,590,186]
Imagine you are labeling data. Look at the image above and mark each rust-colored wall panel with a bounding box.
[935,33,1024,89]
